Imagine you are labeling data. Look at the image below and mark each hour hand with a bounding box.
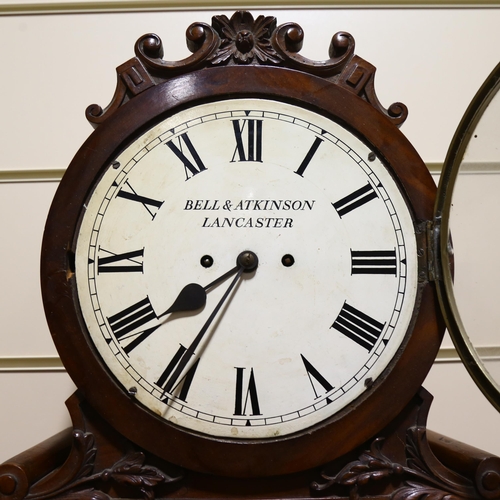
[158,283,206,318]
[157,264,240,318]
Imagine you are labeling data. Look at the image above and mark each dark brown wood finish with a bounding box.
[39,12,444,478]
[3,389,500,500]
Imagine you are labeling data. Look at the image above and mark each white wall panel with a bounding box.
[1,6,500,465]
[2,9,500,170]
[424,361,500,455]
[0,372,74,462]
[0,182,58,356]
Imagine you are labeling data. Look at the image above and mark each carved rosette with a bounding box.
[210,11,282,65]
[86,10,407,128]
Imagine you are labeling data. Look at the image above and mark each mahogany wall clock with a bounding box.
[3,10,499,500]
[40,12,442,478]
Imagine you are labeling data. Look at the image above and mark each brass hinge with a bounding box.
[415,219,441,283]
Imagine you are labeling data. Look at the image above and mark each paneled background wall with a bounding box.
[1,3,500,464]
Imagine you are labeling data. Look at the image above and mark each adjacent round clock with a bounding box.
[435,61,500,413]
[41,15,444,477]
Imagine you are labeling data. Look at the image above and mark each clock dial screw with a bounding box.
[282,254,295,267]
[128,387,137,396]
[368,152,376,162]
[200,255,214,268]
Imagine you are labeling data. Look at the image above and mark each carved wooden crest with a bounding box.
[86,11,407,128]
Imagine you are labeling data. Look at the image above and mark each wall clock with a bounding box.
[39,13,443,478]
[2,11,499,500]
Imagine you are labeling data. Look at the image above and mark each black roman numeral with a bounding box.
[156,344,199,402]
[234,367,261,416]
[116,180,163,219]
[108,296,158,344]
[331,302,385,351]
[295,136,324,176]
[166,132,207,180]
[301,354,334,398]
[97,248,144,274]
[332,183,378,217]
[231,119,263,162]
[351,249,397,275]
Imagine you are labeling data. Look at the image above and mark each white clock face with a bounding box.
[75,98,418,439]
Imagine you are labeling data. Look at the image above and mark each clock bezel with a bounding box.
[41,65,444,477]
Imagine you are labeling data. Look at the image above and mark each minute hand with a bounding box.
[163,266,245,395]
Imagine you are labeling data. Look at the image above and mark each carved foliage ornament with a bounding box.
[10,431,182,500]
[86,11,407,128]
[313,428,500,500]
[210,11,282,65]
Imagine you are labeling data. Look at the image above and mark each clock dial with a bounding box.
[74,98,418,439]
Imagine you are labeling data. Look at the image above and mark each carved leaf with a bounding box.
[336,455,402,487]
[405,429,435,477]
[249,15,281,63]
[315,437,405,492]
[73,432,97,481]
[392,482,461,500]
[105,451,177,489]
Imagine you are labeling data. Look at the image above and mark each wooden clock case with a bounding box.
[1,11,499,500]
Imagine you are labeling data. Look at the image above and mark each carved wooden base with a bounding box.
[1,388,499,500]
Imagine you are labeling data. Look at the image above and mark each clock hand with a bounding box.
[157,264,240,318]
[162,250,258,395]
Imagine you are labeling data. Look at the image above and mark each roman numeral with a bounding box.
[351,249,397,275]
[97,248,144,274]
[156,344,199,402]
[331,302,385,351]
[231,119,263,162]
[294,136,324,176]
[116,180,163,219]
[301,354,334,398]
[108,296,158,344]
[166,132,207,180]
[234,367,261,416]
[332,183,378,217]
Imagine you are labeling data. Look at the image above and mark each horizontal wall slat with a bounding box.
[2,347,494,371]
[0,356,65,371]
[0,169,65,182]
[2,163,497,182]
[5,167,438,183]
[1,0,500,16]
